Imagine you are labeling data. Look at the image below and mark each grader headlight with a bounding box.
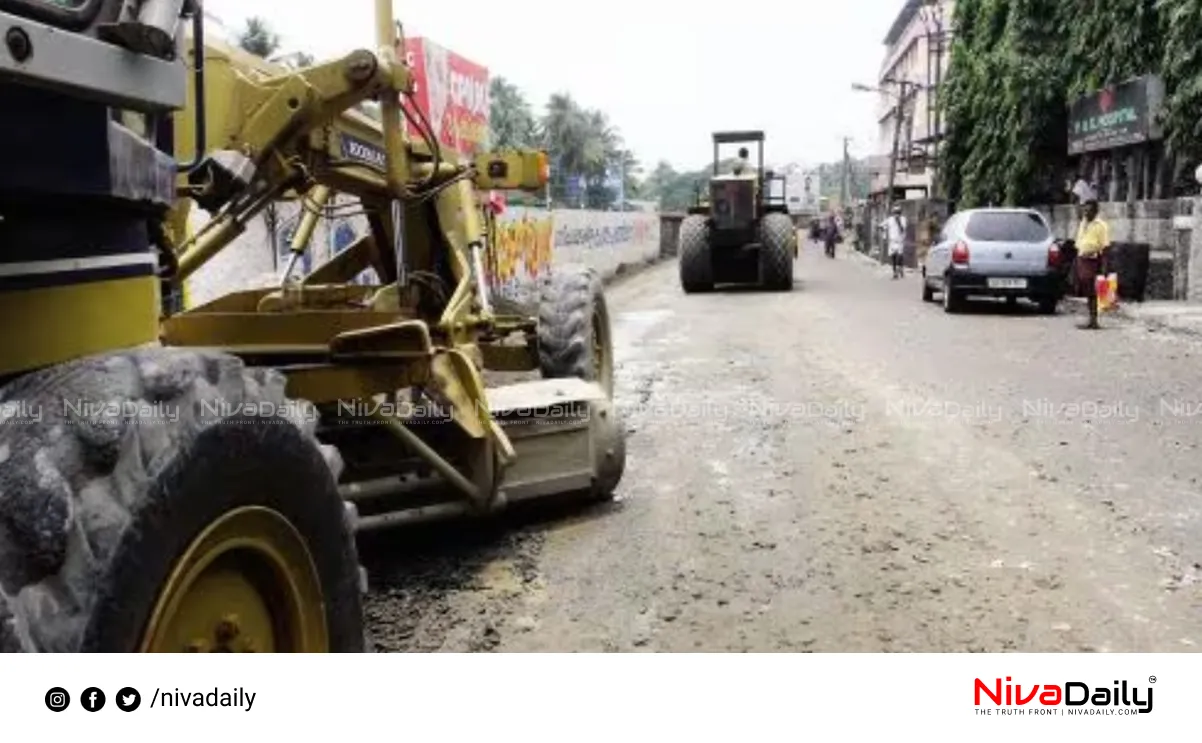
[473,150,550,192]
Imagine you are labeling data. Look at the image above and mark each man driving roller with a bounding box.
[732,147,752,176]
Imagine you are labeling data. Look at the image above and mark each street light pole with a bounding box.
[884,80,913,215]
[841,136,851,208]
[851,79,913,259]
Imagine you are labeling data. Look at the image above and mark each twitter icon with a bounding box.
[116,687,141,712]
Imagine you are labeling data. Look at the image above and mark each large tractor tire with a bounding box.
[679,215,714,293]
[0,348,364,653]
[538,264,615,398]
[759,213,796,291]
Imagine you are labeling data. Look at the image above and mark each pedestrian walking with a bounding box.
[1074,198,1110,330]
[822,213,841,258]
[885,204,906,279]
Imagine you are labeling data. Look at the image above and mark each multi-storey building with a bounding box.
[867,0,955,200]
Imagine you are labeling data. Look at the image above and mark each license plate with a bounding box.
[987,277,1027,289]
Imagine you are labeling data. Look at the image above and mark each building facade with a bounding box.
[868,0,955,200]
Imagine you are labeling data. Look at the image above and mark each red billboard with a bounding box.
[400,37,490,157]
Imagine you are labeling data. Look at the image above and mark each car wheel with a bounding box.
[1037,296,1059,315]
[942,277,964,314]
[922,280,935,303]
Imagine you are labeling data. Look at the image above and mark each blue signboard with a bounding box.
[564,173,584,204]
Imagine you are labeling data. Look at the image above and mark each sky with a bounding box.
[202,0,902,173]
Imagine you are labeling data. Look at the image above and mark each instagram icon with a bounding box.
[45,687,70,712]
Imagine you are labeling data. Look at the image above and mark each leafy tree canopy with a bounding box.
[236,16,280,58]
[940,0,1198,205]
[489,82,643,209]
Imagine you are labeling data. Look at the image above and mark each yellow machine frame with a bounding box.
[0,0,623,654]
[153,2,616,520]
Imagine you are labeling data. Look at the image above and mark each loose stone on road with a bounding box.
[363,243,1202,652]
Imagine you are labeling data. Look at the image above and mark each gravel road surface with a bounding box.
[362,241,1202,652]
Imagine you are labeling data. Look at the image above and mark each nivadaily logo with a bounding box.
[974,676,1154,716]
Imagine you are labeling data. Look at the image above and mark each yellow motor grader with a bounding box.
[0,0,624,652]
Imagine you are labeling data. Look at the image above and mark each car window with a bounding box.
[940,214,962,242]
[965,212,1050,242]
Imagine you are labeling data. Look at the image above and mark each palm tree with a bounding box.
[541,93,592,204]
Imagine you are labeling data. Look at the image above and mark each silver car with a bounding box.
[921,208,1064,314]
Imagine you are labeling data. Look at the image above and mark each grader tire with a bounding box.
[679,215,714,293]
[759,213,796,291]
[538,264,615,398]
[0,349,364,653]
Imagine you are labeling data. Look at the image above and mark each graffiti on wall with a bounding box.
[553,217,656,251]
[488,212,553,294]
[486,208,661,304]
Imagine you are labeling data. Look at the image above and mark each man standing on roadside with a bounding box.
[885,204,907,279]
[1074,198,1110,330]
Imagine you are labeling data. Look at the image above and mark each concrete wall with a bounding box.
[1033,199,1194,300]
[183,196,369,308]
[183,203,660,310]
[489,207,661,308]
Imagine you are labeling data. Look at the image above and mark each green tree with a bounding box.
[941,0,1202,204]
[538,93,638,208]
[814,158,871,202]
[1160,0,1202,170]
[939,0,986,203]
[619,149,643,201]
[541,93,590,204]
[489,77,539,150]
[581,109,621,208]
[1064,0,1161,98]
[237,16,280,58]
[642,161,678,198]
[639,158,748,212]
[940,0,1069,206]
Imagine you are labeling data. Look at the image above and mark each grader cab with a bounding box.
[678,131,796,293]
[0,0,625,653]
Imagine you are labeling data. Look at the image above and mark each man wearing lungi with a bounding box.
[1074,199,1110,330]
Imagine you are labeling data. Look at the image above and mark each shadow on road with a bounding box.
[358,491,623,563]
[928,296,1059,318]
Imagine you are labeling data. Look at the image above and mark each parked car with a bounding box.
[921,208,1064,314]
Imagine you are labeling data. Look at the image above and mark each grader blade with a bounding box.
[487,378,625,505]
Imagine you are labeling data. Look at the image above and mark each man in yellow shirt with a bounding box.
[1074,199,1110,330]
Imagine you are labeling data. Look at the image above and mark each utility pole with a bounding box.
[882,80,915,263]
[841,137,851,208]
[920,1,946,199]
[884,80,912,216]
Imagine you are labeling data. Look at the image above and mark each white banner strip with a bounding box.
[2,653,1193,741]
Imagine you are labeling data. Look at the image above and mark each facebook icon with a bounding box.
[81,687,105,712]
